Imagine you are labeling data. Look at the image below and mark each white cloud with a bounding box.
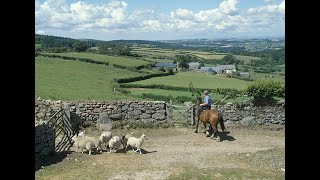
[248,0,285,15]
[36,30,45,34]
[279,1,285,15]
[35,0,284,40]
[35,0,128,32]
[171,8,194,20]
[141,20,162,32]
[194,9,221,22]
[218,0,238,15]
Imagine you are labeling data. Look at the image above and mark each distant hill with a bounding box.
[35,34,284,61]
[35,34,181,50]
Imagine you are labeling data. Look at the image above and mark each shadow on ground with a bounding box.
[219,131,236,141]
[35,150,73,172]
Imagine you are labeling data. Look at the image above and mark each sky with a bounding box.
[35,0,285,41]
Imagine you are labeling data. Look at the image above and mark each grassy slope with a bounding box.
[44,52,150,67]
[127,71,252,90]
[35,56,143,100]
[128,88,250,104]
[132,47,261,64]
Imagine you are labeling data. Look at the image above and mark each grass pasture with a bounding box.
[43,52,150,68]
[132,47,261,64]
[127,88,250,105]
[35,50,281,102]
[35,56,143,100]
[126,71,252,90]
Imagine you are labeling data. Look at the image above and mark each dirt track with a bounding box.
[36,125,285,179]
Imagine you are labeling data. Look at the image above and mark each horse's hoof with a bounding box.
[194,131,198,133]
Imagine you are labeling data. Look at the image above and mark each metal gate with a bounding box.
[166,100,195,126]
[47,108,74,152]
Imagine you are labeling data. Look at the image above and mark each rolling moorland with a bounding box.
[35,34,285,104]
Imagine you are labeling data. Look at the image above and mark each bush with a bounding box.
[115,72,173,83]
[140,93,194,103]
[167,68,174,75]
[246,80,285,105]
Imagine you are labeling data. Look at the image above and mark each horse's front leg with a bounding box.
[195,118,199,133]
[210,125,221,142]
[202,122,207,133]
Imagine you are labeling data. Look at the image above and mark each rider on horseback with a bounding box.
[197,90,212,121]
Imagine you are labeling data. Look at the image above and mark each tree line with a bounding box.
[35,34,284,67]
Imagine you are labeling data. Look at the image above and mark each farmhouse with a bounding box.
[199,67,218,74]
[188,62,200,70]
[154,62,177,72]
[154,62,177,68]
[216,64,236,74]
[199,64,236,74]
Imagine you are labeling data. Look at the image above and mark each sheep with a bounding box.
[121,133,133,148]
[79,130,103,153]
[100,131,112,150]
[108,136,122,153]
[71,135,95,155]
[125,133,148,154]
[77,131,84,137]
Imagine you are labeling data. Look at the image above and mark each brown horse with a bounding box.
[195,96,226,142]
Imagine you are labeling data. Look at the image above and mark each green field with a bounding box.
[128,88,250,104]
[35,49,283,102]
[43,52,150,67]
[126,71,252,90]
[35,56,144,100]
[132,47,261,64]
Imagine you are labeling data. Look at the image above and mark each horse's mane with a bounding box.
[196,96,202,105]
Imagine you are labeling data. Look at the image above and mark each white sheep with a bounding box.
[126,133,148,154]
[108,136,122,153]
[121,133,133,148]
[100,131,112,150]
[71,135,95,155]
[78,130,103,153]
[77,131,84,137]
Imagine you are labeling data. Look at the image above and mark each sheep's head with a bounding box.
[71,135,77,142]
[142,133,148,140]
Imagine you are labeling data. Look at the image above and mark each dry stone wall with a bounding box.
[191,104,285,126]
[35,99,168,126]
[35,122,55,156]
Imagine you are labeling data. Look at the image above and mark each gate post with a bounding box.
[166,100,173,126]
[191,105,194,125]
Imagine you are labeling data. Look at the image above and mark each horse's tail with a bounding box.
[218,112,226,132]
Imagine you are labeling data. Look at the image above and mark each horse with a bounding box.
[194,96,226,142]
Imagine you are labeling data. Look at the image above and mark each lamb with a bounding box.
[71,135,95,155]
[125,133,148,154]
[108,136,122,153]
[78,130,103,153]
[100,131,112,150]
